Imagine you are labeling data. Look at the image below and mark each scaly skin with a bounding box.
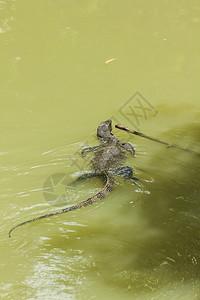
[9,120,136,237]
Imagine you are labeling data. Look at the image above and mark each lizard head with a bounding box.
[97,119,113,142]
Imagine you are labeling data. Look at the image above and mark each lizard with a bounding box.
[9,119,137,237]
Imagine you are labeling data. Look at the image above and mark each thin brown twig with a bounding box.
[115,124,200,157]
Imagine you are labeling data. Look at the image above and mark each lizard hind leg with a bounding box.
[113,166,139,182]
[71,172,102,185]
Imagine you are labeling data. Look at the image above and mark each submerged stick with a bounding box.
[115,124,200,157]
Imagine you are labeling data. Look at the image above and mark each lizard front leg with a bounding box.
[119,142,135,155]
[81,145,102,156]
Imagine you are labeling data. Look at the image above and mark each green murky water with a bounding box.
[1,1,200,299]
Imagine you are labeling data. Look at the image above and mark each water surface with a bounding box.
[1,1,200,299]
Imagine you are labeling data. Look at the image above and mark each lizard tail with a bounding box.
[9,172,115,238]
